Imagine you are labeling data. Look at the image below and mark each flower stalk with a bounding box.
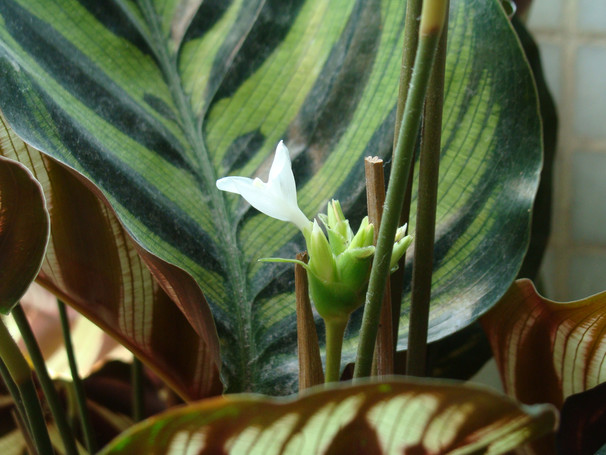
[324,318,348,383]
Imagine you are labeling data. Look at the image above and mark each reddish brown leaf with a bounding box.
[0,114,221,401]
[557,382,606,455]
[481,279,606,407]
[0,155,48,313]
[481,279,606,453]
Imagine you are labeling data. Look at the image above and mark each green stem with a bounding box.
[12,304,80,455]
[131,356,145,422]
[0,318,54,454]
[324,318,348,383]
[393,0,423,149]
[354,0,447,380]
[0,359,31,442]
[56,300,97,453]
[0,357,27,426]
[406,1,449,377]
[390,0,424,359]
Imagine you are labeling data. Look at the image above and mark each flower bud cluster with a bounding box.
[305,200,412,321]
[216,141,412,322]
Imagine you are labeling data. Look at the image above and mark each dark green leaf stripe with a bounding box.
[0,0,541,394]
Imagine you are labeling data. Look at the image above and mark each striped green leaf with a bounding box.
[0,154,48,314]
[0,0,541,393]
[100,379,557,455]
[0,116,222,401]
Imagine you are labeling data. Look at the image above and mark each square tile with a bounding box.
[527,0,563,29]
[569,252,606,300]
[537,42,562,106]
[573,45,606,139]
[578,0,606,33]
[572,152,606,244]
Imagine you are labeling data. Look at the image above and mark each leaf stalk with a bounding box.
[131,356,145,422]
[12,304,81,455]
[56,300,97,452]
[407,1,449,376]
[0,317,54,454]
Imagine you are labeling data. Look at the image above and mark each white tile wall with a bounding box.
[529,0,606,301]
[574,46,606,139]
[578,0,606,32]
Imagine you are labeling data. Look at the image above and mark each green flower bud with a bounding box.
[390,228,413,270]
[326,228,348,256]
[259,200,412,324]
[307,271,368,321]
[349,216,374,250]
[308,220,337,282]
[327,200,353,242]
[337,246,374,289]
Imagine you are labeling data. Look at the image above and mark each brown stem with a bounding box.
[295,252,324,390]
[406,2,449,376]
[364,157,394,376]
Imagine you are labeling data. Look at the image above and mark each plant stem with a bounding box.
[390,0,424,358]
[364,157,394,376]
[11,408,37,455]
[56,299,97,453]
[295,253,324,390]
[354,0,447,380]
[12,304,79,455]
[131,356,145,422]
[0,318,54,454]
[393,0,423,148]
[324,318,348,383]
[407,2,449,377]
[0,357,26,420]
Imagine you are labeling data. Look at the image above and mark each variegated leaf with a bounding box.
[100,379,557,455]
[0,0,541,393]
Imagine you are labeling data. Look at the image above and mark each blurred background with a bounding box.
[529,0,606,301]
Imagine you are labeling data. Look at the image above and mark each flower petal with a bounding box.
[217,176,291,221]
[267,141,298,206]
[216,142,311,232]
[216,175,254,194]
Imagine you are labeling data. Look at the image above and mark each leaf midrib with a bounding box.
[136,0,253,391]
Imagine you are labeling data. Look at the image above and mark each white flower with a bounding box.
[216,141,311,232]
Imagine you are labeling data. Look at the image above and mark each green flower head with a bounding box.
[216,141,412,322]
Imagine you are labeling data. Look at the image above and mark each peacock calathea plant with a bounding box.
[0,0,572,453]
